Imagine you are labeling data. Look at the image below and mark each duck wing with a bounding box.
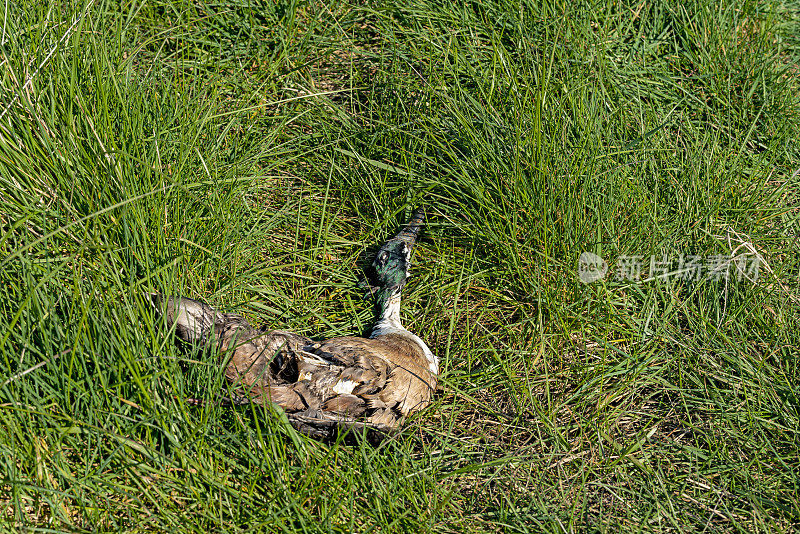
[232,335,434,435]
[296,336,435,428]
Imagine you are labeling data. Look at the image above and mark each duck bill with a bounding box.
[394,207,425,249]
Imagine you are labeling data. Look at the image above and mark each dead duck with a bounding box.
[153,208,437,440]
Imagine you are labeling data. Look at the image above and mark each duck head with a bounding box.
[372,239,413,292]
[370,207,424,292]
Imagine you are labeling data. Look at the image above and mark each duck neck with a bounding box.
[372,286,404,334]
[370,284,439,375]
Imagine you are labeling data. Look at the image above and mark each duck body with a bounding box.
[155,209,436,439]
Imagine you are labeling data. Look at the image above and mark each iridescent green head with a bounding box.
[370,208,425,305]
[372,239,413,291]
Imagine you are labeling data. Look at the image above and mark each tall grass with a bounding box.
[1,0,799,531]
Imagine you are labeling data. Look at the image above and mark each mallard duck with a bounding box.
[153,208,437,440]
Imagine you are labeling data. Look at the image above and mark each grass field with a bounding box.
[2,0,800,531]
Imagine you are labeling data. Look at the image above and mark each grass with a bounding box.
[1,0,799,531]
